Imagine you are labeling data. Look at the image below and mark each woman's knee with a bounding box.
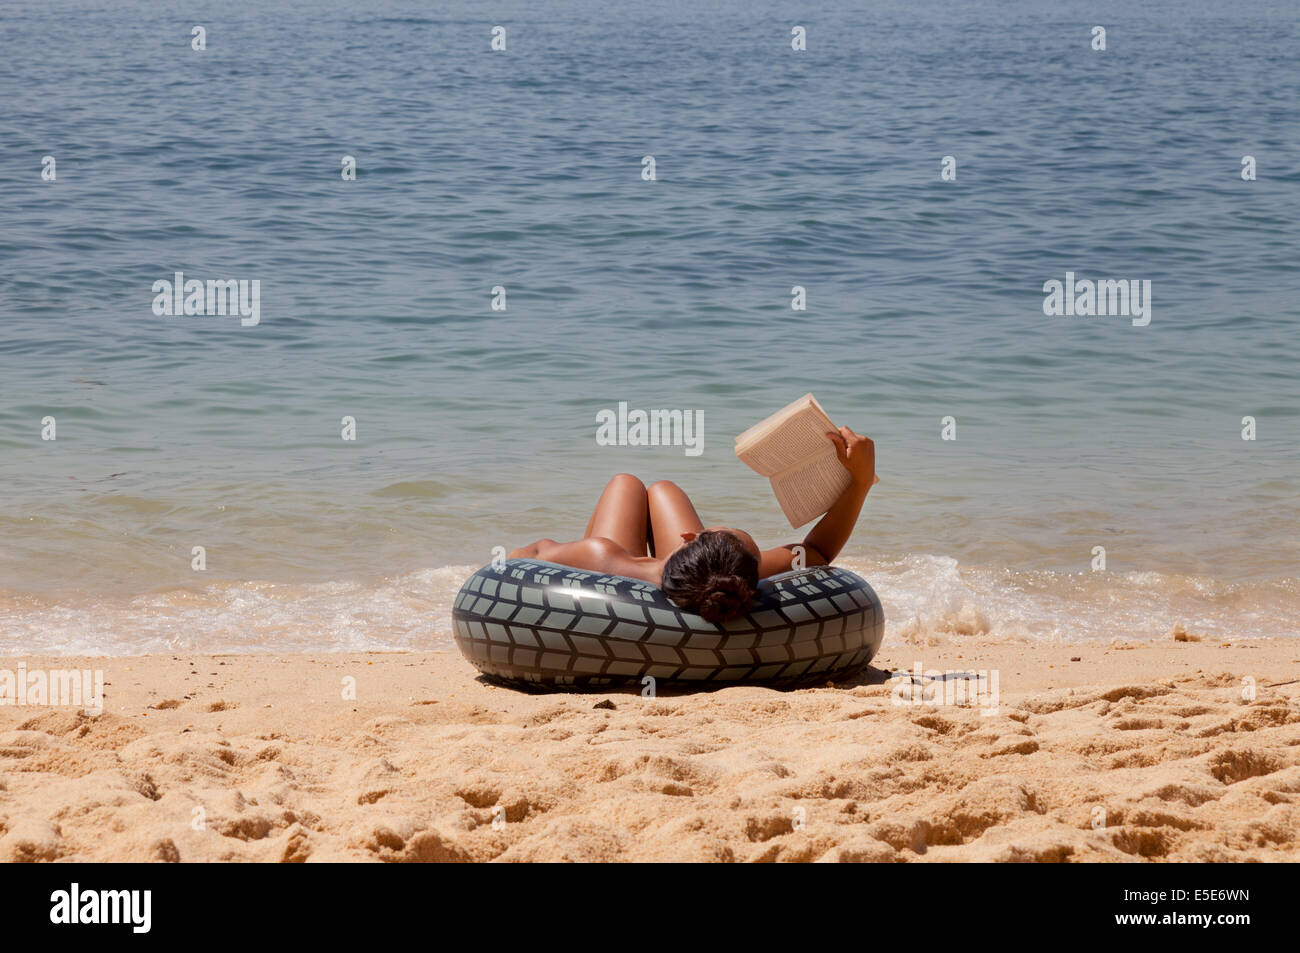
[647,479,682,497]
[608,473,647,493]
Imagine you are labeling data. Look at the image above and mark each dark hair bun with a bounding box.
[697,574,753,623]
[660,531,761,624]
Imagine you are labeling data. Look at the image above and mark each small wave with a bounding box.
[1,557,1296,657]
[370,480,450,499]
[0,566,478,657]
[837,555,1300,646]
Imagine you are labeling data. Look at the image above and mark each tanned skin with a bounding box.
[507,427,875,584]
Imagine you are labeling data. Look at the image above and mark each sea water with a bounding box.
[1,0,1297,653]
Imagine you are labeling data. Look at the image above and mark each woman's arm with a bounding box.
[801,427,874,563]
[759,427,875,573]
[507,537,662,584]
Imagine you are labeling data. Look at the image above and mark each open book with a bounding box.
[735,394,878,529]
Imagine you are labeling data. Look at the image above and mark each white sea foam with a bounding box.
[838,555,1299,645]
[0,558,1294,657]
[0,566,478,657]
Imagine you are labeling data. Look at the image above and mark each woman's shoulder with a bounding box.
[758,544,828,578]
[581,537,664,585]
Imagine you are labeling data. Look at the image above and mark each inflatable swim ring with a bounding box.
[452,558,884,689]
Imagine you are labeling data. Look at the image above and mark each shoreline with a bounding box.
[1,638,1297,861]
[4,554,1299,657]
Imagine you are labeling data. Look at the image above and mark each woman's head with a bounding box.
[661,530,759,624]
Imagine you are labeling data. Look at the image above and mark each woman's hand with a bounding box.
[797,428,875,565]
[507,539,554,559]
[827,426,876,488]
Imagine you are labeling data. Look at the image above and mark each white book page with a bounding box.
[735,400,835,477]
[770,448,851,528]
[734,393,814,451]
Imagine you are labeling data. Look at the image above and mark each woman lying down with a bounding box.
[508,427,875,624]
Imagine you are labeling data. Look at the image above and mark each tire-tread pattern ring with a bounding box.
[452,559,885,689]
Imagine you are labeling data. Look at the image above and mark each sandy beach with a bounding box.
[1,636,1297,863]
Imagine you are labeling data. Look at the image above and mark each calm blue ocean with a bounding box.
[2,0,1297,652]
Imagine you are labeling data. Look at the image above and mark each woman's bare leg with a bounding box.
[583,474,649,555]
[647,480,705,558]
